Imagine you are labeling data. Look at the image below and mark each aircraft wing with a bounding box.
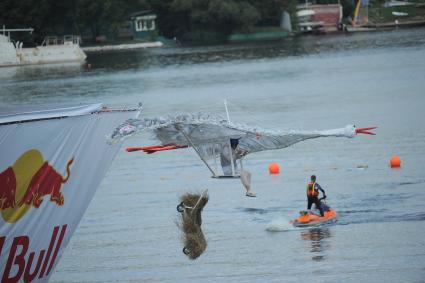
[110,113,368,157]
[109,113,247,147]
[154,122,246,146]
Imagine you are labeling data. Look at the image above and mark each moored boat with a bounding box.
[0,27,86,67]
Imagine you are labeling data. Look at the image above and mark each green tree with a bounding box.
[161,0,261,38]
[76,0,126,39]
[207,0,260,33]
[340,0,356,18]
[0,0,52,44]
[0,0,298,44]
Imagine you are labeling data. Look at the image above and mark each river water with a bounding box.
[2,28,425,283]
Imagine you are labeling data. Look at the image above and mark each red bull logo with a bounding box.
[1,225,68,282]
[0,149,74,223]
[0,167,17,210]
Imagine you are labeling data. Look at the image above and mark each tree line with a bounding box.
[1,0,299,44]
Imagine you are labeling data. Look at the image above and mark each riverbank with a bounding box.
[228,27,290,43]
[366,19,425,28]
[346,19,425,32]
[82,41,163,53]
[365,1,425,28]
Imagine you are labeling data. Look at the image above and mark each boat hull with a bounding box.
[0,34,86,67]
[291,209,338,228]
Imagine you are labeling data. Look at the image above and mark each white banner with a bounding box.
[0,108,137,282]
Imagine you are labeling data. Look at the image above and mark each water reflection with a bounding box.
[0,62,85,81]
[1,28,424,86]
[83,27,425,72]
[300,228,332,261]
[0,67,18,80]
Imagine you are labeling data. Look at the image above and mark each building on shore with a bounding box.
[297,1,343,33]
[83,10,158,43]
[129,10,158,40]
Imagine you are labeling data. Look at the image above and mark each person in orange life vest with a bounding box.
[307,175,326,217]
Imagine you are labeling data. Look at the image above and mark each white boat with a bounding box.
[296,4,343,33]
[384,0,413,7]
[296,9,315,18]
[392,11,409,16]
[0,27,87,67]
[0,103,140,282]
[296,8,322,33]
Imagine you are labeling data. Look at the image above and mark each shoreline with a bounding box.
[80,24,425,51]
[365,19,425,28]
[81,41,163,53]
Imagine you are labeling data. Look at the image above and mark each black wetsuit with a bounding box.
[307,183,326,217]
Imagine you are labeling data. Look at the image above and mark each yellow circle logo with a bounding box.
[0,149,73,223]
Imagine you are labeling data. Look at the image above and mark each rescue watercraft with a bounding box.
[290,201,338,228]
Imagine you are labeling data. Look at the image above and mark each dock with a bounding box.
[82,41,163,53]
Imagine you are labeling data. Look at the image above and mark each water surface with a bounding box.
[2,28,425,283]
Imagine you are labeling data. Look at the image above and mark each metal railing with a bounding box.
[1,26,34,42]
[41,35,81,46]
[1,26,82,46]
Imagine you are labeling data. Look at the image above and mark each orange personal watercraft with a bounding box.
[290,203,338,228]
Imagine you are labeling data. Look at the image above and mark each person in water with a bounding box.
[306,175,326,217]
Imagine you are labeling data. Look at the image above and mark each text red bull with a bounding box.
[0,225,67,282]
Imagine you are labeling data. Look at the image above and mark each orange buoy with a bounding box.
[390,155,401,168]
[268,162,280,174]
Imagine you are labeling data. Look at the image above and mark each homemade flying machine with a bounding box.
[110,111,376,197]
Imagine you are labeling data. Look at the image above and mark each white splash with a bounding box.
[265,216,295,232]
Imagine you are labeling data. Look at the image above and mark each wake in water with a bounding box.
[265,216,296,232]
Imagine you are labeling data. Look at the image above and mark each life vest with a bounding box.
[307,182,319,197]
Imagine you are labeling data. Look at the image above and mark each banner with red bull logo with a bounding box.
[0,104,139,282]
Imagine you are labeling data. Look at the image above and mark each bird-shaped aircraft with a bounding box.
[110,113,376,197]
